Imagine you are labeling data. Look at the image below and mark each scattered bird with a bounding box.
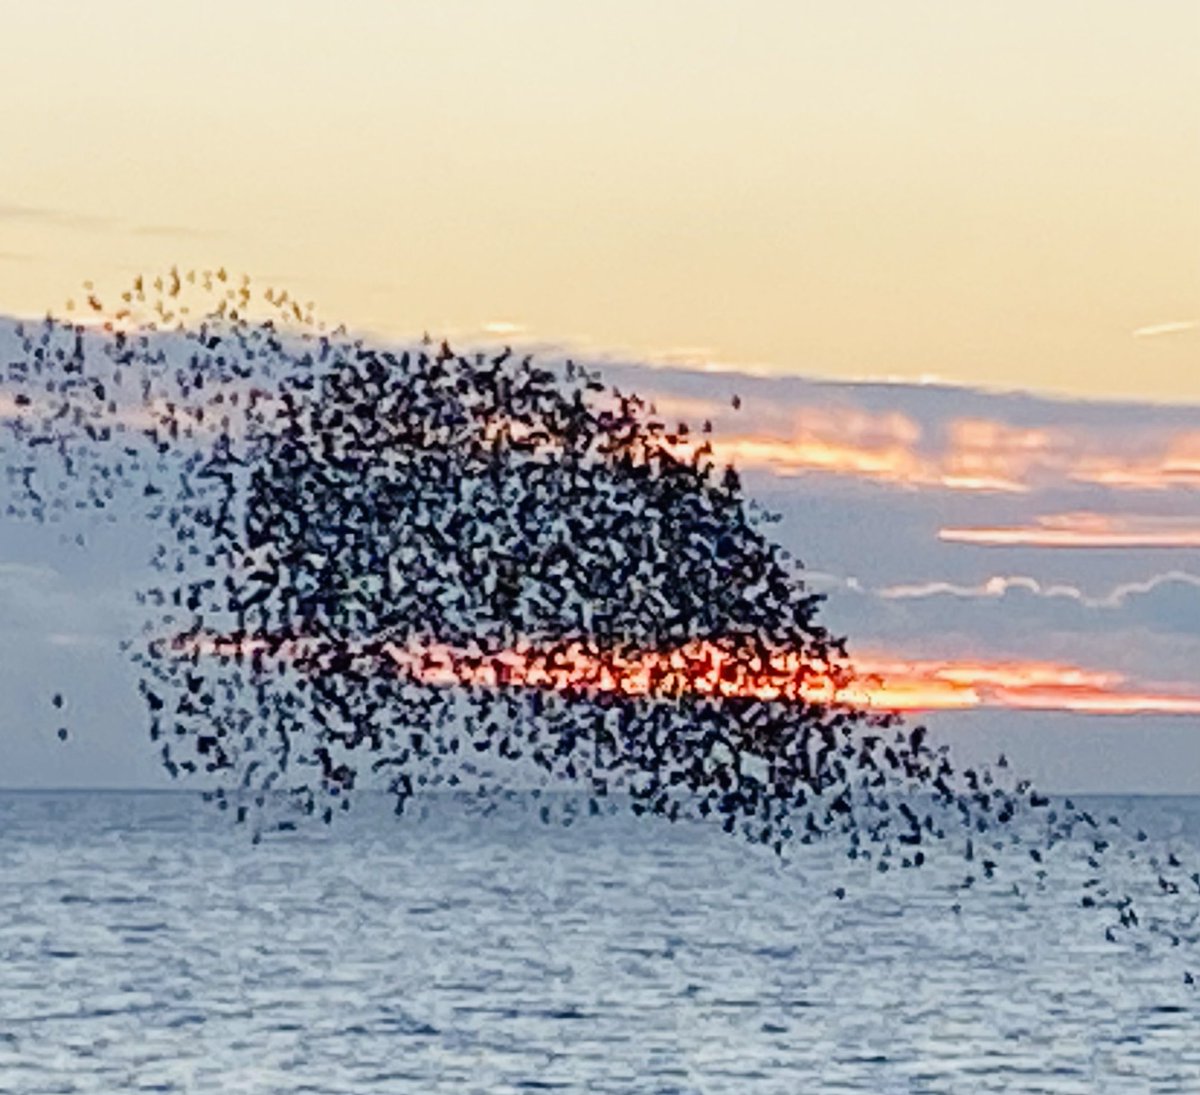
[2,267,1197,970]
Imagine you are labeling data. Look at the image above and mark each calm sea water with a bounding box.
[1,791,1199,1094]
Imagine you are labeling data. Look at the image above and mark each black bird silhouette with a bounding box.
[3,268,1198,967]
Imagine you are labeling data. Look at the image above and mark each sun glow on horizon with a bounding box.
[184,633,1200,719]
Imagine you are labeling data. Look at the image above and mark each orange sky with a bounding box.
[192,634,1200,719]
[1,1,1197,401]
[1,5,1197,791]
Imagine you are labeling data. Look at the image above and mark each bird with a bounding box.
[3,264,1195,980]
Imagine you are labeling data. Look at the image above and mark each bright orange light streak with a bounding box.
[843,654,1200,715]
[184,635,1200,717]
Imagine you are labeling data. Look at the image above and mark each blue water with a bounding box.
[1,791,1199,1093]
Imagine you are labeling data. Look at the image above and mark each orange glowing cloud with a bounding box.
[697,405,951,490]
[939,418,1069,493]
[8,323,1199,499]
[940,512,1200,549]
[840,653,1200,715]
[648,397,1200,495]
[187,634,1200,718]
[713,435,931,485]
[1070,432,1200,491]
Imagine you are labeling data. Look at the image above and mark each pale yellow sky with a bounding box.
[1,1,1197,400]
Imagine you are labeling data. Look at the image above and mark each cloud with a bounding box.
[131,224,221,240]
[879,574,1086,602]
[0,203,55,222]
[646,346,720,367]
[614,365,1200,494]
[876,570,1200,610]
[6,317,1200,790]
[642,393,729,424]
[815,568,1200,656]
[703,429,937,489]
[0,202,113,231]
[939,512,1200,549]
[674,417,1200,494]
[845,651,1200,715]
[1067,431,1200,490]
[1087,570,1200,609]
[0,561,59,583]
[1104,573,1200,636]
[8,316,1200,496]
[413,640,1200,716]
[665,404,1035,492]
[1133,320,1197,339]
[481,320,526,336]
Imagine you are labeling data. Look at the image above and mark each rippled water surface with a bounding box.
[2,791,1199,1093]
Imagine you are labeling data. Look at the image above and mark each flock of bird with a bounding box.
[2,268,1198,977]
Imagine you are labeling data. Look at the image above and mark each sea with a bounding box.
[1,790,1199,1094]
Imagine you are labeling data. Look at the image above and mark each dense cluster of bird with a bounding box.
[3,269,1198,973]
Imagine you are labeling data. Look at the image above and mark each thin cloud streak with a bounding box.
[880,575,1088,602]
[847,653,1200,715]
[129,224,224,242]
[940,513,1200,549]
[0,203,113,231]
[876,570,1200,609]
[481,320,526,336]
[1133,320,1197,339]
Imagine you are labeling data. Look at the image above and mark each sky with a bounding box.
[0,1,1197,400]
[0,4,1198,791]
[2,326,1198,792]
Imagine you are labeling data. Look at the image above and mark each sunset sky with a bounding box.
[1,1,1197,399]
[1,4,1198,791]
